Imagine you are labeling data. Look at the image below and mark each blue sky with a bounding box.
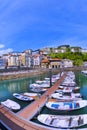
[0,0,87,55]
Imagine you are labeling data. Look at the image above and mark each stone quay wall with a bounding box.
[0,66,87,81]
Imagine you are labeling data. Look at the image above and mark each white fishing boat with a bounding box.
[63,86,80,93]
[37,114,87,128]
[61,76,76,87]
[23,92,41,97]
[23,92,41,99]
[58,85,64,89]
[45,77,50,81]
[45,77,57,83]
[81,70,87,76]
[56,86,80,93]
[13,93,34,101]
[62,87,73,93]
[35,80,45,84]
[30,83,50,88]
[30,87,47,93]
[29,83,40,88]
[1,99,21,110]
[73,87,80,93]
[50,92,82,101]
[35,80,49,84]
[61,82,76,87]
[46,100,87,111]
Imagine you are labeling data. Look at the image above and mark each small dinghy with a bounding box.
[37,114,87,128]
[13,93,34,101]
[1,99,21,110]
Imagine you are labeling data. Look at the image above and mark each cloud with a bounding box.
[0,48,13,56]
[0,43,13,56]
[0,44,5,49]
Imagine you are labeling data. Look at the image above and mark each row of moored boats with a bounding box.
[37,71,87,129]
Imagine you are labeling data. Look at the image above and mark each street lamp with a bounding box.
[49,67,52,87]
[59,65,61,77]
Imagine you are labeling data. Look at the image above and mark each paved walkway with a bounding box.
[0,73,66,130]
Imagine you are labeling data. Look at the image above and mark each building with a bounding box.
[80,49,87,53]
[41,59,50,68]
[32,54,42,68]
[52,48,66,53]
[20,52,32,67]
[0,58,7,69]
[49,58,62,69]
[7,52,21,67]
[62,59,73,68]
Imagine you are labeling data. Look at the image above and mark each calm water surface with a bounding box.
[0,73,48,109]
[0,71,87,129]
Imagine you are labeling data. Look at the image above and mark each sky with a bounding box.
[0,0,87,55]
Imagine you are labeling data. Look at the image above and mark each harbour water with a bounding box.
[0,71,87,129]
[0,73,48,109]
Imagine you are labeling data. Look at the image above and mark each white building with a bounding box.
[32,54,42,68]
[8,53,20,66]
[63,59,73,68]
[80,49,87,53]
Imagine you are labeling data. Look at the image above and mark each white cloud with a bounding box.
[0,48,13,56]
[0,43,13,55]
[0,44,5,48]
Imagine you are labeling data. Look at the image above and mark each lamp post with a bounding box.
[60,68,61,77]
[59,65,61,77]
[49,67,52,87]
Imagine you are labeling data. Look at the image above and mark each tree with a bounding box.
[73,59,83,66]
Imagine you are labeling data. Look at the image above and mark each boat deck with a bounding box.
[0,73,66,130]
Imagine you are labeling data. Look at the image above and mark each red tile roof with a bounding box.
[41,59,49,63]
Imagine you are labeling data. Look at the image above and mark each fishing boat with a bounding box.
[46,100,87,111]
[37,114,87,128]
[57,86,80,93]
[35,80,45,84]
[61,82,76,87]
[81,70,87,76]
[29,83,40,88]
[50,92,82,101]
[30,87,47,93]
[30,82,50,88]
[1,99,21,110]
[23,92,41,99]
[62,87,73,93]
[13,93,34,101]
[23,92,41,97]
[72,86,80,93]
